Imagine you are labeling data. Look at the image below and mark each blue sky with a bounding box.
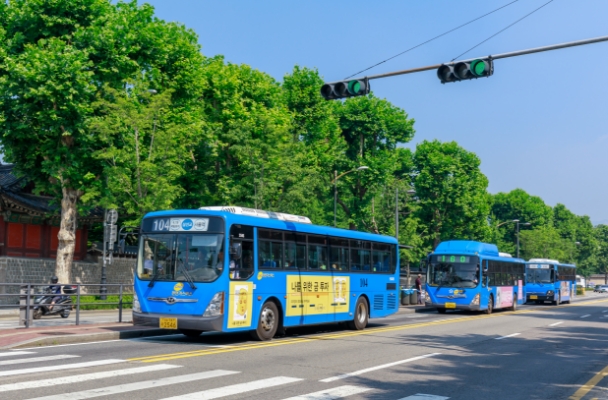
[146,0,607,224]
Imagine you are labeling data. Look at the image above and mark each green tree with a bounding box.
[0,0,203,281]
[519,225,565,261]
[594,225,608,283]
[413,140,492,249]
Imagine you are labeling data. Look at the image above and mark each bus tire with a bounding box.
[437,308,447,314]
[509,295,517,311]
[553,293,560,306]
[250,301,279,341]
[485,295,493,315]
[180,329,203,338]
[347,297,368,330]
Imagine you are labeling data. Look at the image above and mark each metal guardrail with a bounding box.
[0,283,133,328]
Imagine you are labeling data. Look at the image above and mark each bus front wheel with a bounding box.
[553,293,560,306]
[347,297,369,330]
[509,295,517,311]
[485,295,493,315]
[251,301,279,341]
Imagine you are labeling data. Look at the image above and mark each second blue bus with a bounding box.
[425,240,526,314]
[526,258,576,305]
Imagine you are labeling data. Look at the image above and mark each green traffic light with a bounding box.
[470,59,487,76]
[347,80,361,95]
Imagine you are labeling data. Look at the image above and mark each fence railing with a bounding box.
[0,283,132,328]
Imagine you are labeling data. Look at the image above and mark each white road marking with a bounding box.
[603,310,608,313]
[320,353,441,383]
[0,364,180,392]
[581,314,591,318]
[27,370,240,400]
[495,333,521,340]
[398,395,450,400]
[160,376,303,400]
[15,338,229,351]
[282,385,371,399]
[0,354,78,366]
[0,351,36,357]
[549,322,563,327]
[0,359,125,378]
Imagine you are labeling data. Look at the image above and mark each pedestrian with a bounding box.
[415,274,423,305]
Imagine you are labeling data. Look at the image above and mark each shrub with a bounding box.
[69,295,133,310]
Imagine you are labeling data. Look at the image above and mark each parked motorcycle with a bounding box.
[32,285,76,319]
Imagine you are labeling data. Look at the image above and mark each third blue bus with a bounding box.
[526,258,576,305]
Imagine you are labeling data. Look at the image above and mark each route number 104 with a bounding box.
[360,278,368,287]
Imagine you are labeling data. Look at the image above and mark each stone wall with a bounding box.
[0,256,136,305]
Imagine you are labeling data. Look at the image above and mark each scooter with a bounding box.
[32,286,75,319]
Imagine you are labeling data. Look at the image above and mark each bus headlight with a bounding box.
[424,291,431,303]
[203,292,225,317]
[546,290,554,298]
[470,293,480,306]
[133,292,141,313]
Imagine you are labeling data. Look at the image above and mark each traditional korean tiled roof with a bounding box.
[0,164,103,221]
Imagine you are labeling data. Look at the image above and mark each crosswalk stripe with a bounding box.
[159,376,303,400]
[0,359,125,378]
[0,351,36,358]
[0,354,79,366]
[282,385,371,399]
[0,364,180,393]
[26,370,239,400]
[320,353,441,383]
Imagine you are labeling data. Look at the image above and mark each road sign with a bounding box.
[105,224,117,243]
[106,209,118,225]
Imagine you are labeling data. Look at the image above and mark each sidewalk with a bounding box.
[0,322,172,349]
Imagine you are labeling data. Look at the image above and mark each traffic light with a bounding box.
[320,78,370,100]
[437,58,494,84]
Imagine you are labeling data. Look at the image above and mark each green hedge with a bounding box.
[69,295,133,310]
[576,287,585,296]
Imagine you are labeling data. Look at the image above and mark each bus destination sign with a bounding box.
[151,218,209,232]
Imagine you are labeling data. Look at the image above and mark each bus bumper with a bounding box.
[426,302,480,311]
[132,311,224,332]
[527,295,554,302]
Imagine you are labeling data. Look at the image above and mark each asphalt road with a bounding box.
[0,296,607,400]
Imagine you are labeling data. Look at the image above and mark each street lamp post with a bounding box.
[333,166,369,227]
[497,219,531,258]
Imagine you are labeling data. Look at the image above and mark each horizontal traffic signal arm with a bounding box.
[320,35,608,96]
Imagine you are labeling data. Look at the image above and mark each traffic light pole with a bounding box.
[337,35,608,83]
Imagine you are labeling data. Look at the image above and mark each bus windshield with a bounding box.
[527,267,553,284]
[428,255,479,288]
[137,233,225,282]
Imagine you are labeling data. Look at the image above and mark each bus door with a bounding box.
[481,259,490,310]
[284,232,307,326]
[226,225,255,331]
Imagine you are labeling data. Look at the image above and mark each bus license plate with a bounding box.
[159,318,177,329]
[445,302,456,309]
[530,295,538,300]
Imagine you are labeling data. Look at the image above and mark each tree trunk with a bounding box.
[55,187,81,284]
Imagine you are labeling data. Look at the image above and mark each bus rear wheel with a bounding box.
[180,329,203,338]
[250,301,279,341]
[485,295,493,315]
[347,297,368,330]
[553,293,560,306]
[509,295,517,311]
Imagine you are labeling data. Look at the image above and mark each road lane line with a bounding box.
[568,364,608,400]
[282,385,371,399]
[0,354,78,366]
[603,310,608,313]
[581,314,591,318]
[26,370,240,400]
[128,298,608,363]
[0,359,125,378]
[0,364,180,392]
[549,322,563,326]
[398,395,449,400]
[0,351,35,357]
[495,333,520,340]
[160,376,303,400]
[320,353,441,383]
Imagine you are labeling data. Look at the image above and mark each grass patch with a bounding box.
[70,294,133,310]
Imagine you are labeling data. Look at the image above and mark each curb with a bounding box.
[4,328,175,349]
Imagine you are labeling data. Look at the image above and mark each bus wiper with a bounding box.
[181,267,197,290]
[148,272,159,288]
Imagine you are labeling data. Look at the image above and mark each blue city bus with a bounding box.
[525,258,576,305]
[132,206,400,340]
[424,240,526,314]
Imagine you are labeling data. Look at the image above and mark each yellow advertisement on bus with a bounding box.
[286,275,350,316]
[227,281,254,328]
